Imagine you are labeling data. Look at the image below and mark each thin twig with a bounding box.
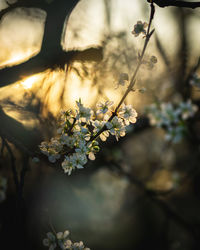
[114,2,155,112]
[18,154,29,202]
[112,161,199,241]
[91,2,155,141]
[0,136,5,156]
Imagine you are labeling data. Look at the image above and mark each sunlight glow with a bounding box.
[0,53,25,68]
[66,71,98,107]
[20,74,42,89]
[0,50,38,68]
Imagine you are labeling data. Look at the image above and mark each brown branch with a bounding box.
[1,136,19,192]
[0,107,37,156]
[0,47,103,87]
[148,0,200,9]
[18,154,29,202]
[0,0,103,87]
[155,32,170,69]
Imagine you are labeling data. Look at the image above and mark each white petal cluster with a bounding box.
[118,104,138,125]
[62,153,87,175]
[96,100,113,115]
[39,139,61,163]
[39,100,138,175]
[43,229,90,250]
[146,100,198,143]
[43,232,57,250]
[178,100,198,120]
[106,116,126,141]
[76,100,93,123]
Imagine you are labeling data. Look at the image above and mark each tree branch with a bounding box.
[148,0,200,9]
[111,162,199,241]
[0,0,103,87]
[1,136,19,192]
[0,47,103,87]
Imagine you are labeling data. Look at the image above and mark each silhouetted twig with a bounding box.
[1,136,19,192]
[112,161,200,242]
[148,0,200,9]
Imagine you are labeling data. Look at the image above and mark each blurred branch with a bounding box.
[175,8,188,97]
[148,0,200,9]
[184,57,200,98]
[155,32,170,70]
[0,136,5,155]
[18,154,29,203]
[0,107,36,156]
[0,46,103,87]
[111,162,199,242]
[0,0,104,87]
[0,135,19,192]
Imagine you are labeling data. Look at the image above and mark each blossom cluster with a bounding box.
[146,100,198,143]
[39,100,137,175]
[0,175,7,202]
[43,230,90,250]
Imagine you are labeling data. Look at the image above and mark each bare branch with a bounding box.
[148,0,200,9]
[1,135,19,192]
[0,0,104,87]
[0,47,103,87]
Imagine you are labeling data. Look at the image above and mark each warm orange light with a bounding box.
[0,49,38,68]
[66,71,98,106]
[20,74,42,89]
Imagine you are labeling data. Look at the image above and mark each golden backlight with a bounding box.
[1,0,199,125]
[0,50,38,69]
[20,74,41,90]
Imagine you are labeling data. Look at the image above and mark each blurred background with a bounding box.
[0,0,200,249]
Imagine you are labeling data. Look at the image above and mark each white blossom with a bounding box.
[146,100,198,143]
[96,100,113,114]
[75,141,88,154]
[118,104,138,125]
[61,156,75,175]
[92,120,105,133]
[99,130,110,141]
[57,230,70,250]
[76,100,93,122]
[43,229,90,250]
[178,100,198,120]
[40,99,138,174]
[43,232,57,250]
[106,116,126,140]
[61,134,76,148]
[71,153,87,169]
